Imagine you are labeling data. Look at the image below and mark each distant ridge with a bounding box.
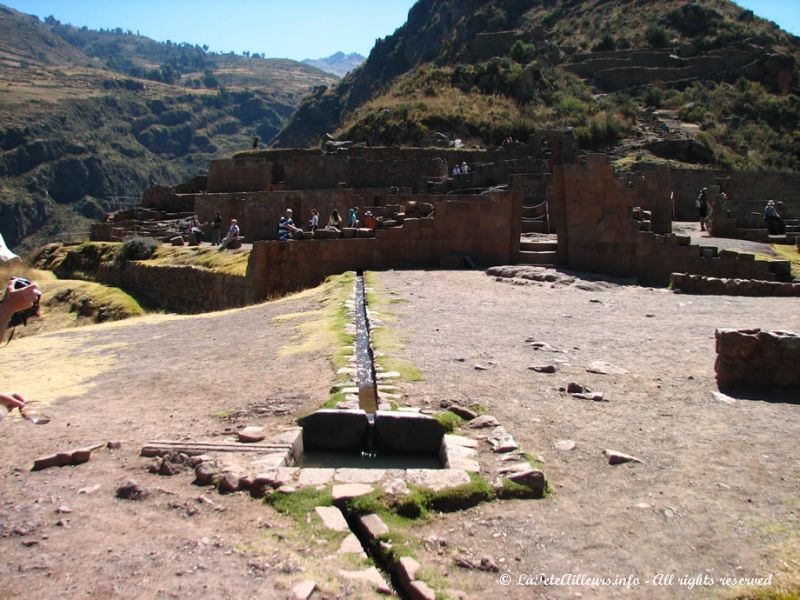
[302,51,365,77]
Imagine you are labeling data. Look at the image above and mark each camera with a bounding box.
[4,277,40,328]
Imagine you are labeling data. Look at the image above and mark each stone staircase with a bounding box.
[519,238,558,266]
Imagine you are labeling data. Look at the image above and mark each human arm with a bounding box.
[0,278,41,342]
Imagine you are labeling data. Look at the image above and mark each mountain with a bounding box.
[302,52,366,77]
[0,4,338,251]
[273,0,800,173]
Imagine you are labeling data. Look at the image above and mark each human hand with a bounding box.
[3,278,41,315]
[0,391,26,412]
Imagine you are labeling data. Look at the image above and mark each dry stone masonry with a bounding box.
[715,328,800,389]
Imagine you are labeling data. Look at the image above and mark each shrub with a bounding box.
[115,237,159,266]
[645,25,670,48]
[643,86,664,108]
[509,40,535,63]
[592,34,616,52]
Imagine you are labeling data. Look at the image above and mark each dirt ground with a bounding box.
[1,264,799,599]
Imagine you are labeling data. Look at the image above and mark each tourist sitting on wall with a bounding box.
[696,187,708,232]
[764,200,785,235]
[218,219,240,250]
[326,209,343,231]
[348,207,360,228]
[364,211,376,229]
[308,208,319,232]
[461,161,470,174]
[278,208,302,240]
[189,214,207,244]
[451,164,461,176]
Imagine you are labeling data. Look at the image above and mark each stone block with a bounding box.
[314,505,349,531]
[298,468,335,487]
[374,411,446,453]
[406,468,470,492]
[332,483,375,502]
[356,513,389,541]
[334,468,386,484]
[299,409,370,451]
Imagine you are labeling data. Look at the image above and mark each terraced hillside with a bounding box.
[0,5,338,252]
[274,0,800,174]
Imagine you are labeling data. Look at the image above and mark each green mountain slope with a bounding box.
[273,0,800,173]
[0,5,338,252]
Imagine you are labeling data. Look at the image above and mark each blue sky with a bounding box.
[3,0,798,62]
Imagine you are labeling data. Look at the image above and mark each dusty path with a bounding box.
[375,268,800,599]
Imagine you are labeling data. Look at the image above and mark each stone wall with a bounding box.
[659,168,800,222]
[552,155,783,285]
[207,157,274,193]
[247,191,522,296]
[671,273,800,296]
[97,262,257,313]
[716,328,800,389]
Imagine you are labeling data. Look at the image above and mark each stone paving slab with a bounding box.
[314,506,349,532]
[334,468,386,484]
[332,483,375,502]
[406,468,471,491]
[298,468,335,487]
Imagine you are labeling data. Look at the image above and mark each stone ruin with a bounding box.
[716,328,800,390]
[89,132,797,303]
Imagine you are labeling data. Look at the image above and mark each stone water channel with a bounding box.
[142,270,548,598]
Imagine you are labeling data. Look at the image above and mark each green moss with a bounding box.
[263,486,333,522]
[427,473,494,512]
[434,411,463,433]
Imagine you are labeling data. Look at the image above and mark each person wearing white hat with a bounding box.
[764,200,784,235]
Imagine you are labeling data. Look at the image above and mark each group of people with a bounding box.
[451,161,470,176]
[696,187,786,235]
[185,213,241,249]
[277,206,372,240]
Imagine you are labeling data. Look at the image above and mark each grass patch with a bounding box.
[434,411,463,433]
[363,271,424,382]
[147,245,250,276]
[263,486,333,522]
[770,245,800,280]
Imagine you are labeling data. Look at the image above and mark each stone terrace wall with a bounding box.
[97,263,256,313]
[671,273,800,296]
[553,155,782,286]
[247,192,522,296]
[207,157,273,193]
[716,328,800,389]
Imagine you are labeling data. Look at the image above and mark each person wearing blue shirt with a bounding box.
[278,208,302,240]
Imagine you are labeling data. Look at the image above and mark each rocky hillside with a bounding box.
[303,52,366,77]
[0,4,338,252]
[274,0,800,173]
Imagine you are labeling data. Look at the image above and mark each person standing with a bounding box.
[764,200,785,235]
[696,187,708,231]
[212,211,223,245]
[308,208,319,232]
